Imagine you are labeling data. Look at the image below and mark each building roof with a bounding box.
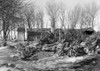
[27,28,51,32]
[17,27,25,32]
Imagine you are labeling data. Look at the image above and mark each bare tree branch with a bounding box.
[68,5,82,29]
[46,2,60,32]
[80,2,99,29]
[36,8,44,28]
[23,2,36,29]
[84,2,99,28]
[59,3,67,29]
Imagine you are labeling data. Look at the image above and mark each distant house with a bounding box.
[17,27,25,41]
[27,28,51,41]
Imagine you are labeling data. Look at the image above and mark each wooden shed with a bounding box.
[17,27,25,41]
[27,28,51,41]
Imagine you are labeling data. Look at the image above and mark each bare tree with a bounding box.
[68,5,82,29]
[80,9,92,29]
[84,2,99,28]
[80,2,99,29]
[80,9,86,29]
[59,3,67,29]
[36,8,44,28]
[0,0,24,46]
[46,2,60,32]
[23,3,36,29]
[57,3,67,41]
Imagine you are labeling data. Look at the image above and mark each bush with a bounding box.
[17,43,39,61]
[39,32,58,45]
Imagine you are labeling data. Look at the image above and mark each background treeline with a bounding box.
[0,0,99,45]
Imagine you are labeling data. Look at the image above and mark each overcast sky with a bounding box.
[26,0,100,8]
[25,0,100,31]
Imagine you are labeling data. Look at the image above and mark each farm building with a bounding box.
[27,28,51,41]
[17,27,25,41]
[17,27,95,41]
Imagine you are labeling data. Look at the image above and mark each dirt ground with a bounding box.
[0,45,100,71]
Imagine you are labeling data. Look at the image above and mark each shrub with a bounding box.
[17,43,38,61]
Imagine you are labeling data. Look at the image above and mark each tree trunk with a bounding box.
[92,21,94,29]
[14,29,16,39]
[3,20,7,46]
[11,31,12,40]
[24,29,25,41]
[27,18,31,29]
[51,19,56,33]
[41,20,44,28]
